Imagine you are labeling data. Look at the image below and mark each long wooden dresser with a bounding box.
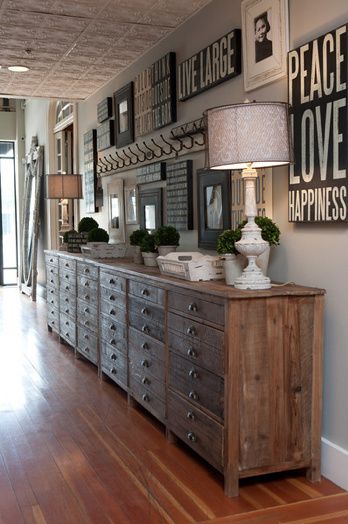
[45,251,325,497]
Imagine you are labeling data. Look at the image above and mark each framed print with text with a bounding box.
[114,82,134,148]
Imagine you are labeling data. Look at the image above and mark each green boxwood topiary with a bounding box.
[78,217,99,233]
[239,216,280,246]
[87,227,109,243]
[216,228,242,255]
[153,225,180,246]
[139,234,157,253]
[129,228,149,246]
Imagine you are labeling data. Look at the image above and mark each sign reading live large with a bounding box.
[177,29,241,101]
[288,24,348,222]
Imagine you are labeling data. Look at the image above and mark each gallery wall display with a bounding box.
[178,29,241,101]
[97,97,113,123]
[97,120,115,151]
[83,129,98,213]
[197,168,231,249]
[139,188,163,231]
[134,52,176,138]
[241,0,289,91]
[166,160,193,230]
[288,23,348,222]
[114,82,134,148]
[136,162,166,184]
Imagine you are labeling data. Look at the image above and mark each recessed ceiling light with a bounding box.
[8,66,29,72]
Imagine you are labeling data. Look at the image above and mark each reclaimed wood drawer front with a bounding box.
[47,273,59,289]
[168,312,223,350]
[101,343,127,386]
[77,283,97,304]
[168,393,223,471]
[100,314,127,352]
[169,352,224,420]
[45,254,59,267]
[130,381,165,420]
[60,302,76,319]
[47,289,59,309]
[59,258,76,272]
[168,330,223,377]
[129,345,165,383]
[59,313,76,345]
[46,264,58,277]
[78,275,98,295]
[60,291,76,310]
[129,368,165,401]
[48,306,59,326]
[77,262,98,280]
[77,300,97,329]
[100,270,126,293]
[129,297,164,325]
[77,326,97,353]
[168,291,224,327]
[60,279,76,295]
[128,310,164,343]
[128,326,164,363]
[100,300,126,324]
[60,268,76,286]
[128,280,165,306]
[100,286,126,309]
[77,344,98,365]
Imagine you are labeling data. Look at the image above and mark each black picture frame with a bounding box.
[83,129,98,213]
[197,168,231,249]
[139,188,162,231]
[114,82,134,148]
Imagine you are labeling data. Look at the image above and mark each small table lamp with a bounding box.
[205,101,293,290]
[46,174,83,230]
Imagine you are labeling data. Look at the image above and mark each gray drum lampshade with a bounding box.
[205,101,293,170]
[46,174,83,199]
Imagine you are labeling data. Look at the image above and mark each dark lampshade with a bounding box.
[46,174,83,199]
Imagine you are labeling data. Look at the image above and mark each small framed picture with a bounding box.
[197,169,231,249]
[124,185,138,225]
[107,179,125,243]
[241,0,289,91]
[114,82,134,148]
[139,188,162,232]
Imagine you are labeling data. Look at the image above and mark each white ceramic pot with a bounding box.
[157,245,177,256]
[142,251,159,267]
[223,253,244,285]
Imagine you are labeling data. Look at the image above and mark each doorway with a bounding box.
[0,141,17,285]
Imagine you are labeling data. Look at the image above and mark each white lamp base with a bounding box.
[233,255,271,290]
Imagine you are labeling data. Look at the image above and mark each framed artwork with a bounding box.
[114,82,134,148]
[83,129,98,213]
[124,185,138,225]
[197,169,231,249]
[107,179,125,243]
[241,0,289,91]
[139,188,162,232]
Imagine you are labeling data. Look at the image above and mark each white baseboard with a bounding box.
[321,437,348,490]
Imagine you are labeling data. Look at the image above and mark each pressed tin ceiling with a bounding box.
[0,0,212,100]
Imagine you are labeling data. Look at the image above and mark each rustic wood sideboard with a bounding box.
[44,251,325,497]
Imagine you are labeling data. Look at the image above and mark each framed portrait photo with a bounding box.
[114,82,134,148]
[241,0,289,91]
[124,185,138,225]
[197,169,231,249]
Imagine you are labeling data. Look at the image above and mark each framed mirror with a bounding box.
[20,137,44,301]
[139,188,162,232]
[107,179,125,243]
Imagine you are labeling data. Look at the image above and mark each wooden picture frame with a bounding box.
[124,185,138,225]
[198,169,231,249]
[107,179,125,243]
[114,82,134,148]
[241,0,289,91]
[139,188,162,232]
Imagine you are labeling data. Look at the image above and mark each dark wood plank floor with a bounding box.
[0,287,346,524]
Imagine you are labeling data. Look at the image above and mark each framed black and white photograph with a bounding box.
[139,188,162,232]
[198,169,231,249]
[241,0,288,91]
[124,185,138,225]
[114,82,134,148]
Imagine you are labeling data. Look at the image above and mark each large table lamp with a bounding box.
[45,174,83,230]
[206,101,293,290]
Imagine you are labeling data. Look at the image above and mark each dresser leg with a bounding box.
[224,473,239,497]
[166,429,177,444]
[47,324,52,332]
[127,394,137,408]
[306,461,321,483]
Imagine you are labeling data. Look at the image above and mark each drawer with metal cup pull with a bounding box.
[167,392,223,472]
[59,290,76,309]
[47,306,59,324]
[168,312,224,349]
[101,342,127,386]
[128,280,165,306]
[59,257,76,272]
[128,310,165,343]
[128,347,165,383]
[77,326,97,353]
[100,314,127,352]
[46,264,58,277]
[129,367,165,401]
[100,300,126,324]
[45,254,58,267]
[59,313,76,346]
[128,297,164,325]
[100,285,126,308]
[168,291,224,327]
[47,273,59,289]
[60,268,76,284]
[78,276,98,294]
[77,283,97,304]
[129,381,165,421]
[77,344,98,365]
[100,270,126,293]
[77,299,98,328]
[168,330,223,376]
[128,326,164,362]
[169,352,224,420]
[77,262,98,280]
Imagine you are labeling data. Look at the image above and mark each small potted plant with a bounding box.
[239,216,280,275]
[87,227,109,243]
[129,228,149,264]
[153,225,180,256]
[78,217,99,240]
[216,228,244,285]
[139,233,158,267]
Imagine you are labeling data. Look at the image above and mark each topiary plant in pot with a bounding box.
[216,228,244,285]
[78,217,99,233]
[238,216,280,275]
[87,227,109,243]
[129,228,149,264]
[153,225,180,256]
[139,233,158,267]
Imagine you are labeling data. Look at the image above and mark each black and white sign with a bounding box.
[166,160,193,230]
[178,29,241,101]
[136,162,166,184]
[97,97,113,123]
[83,129,98,213]
[288,24,348,222]
[97,120,115,151]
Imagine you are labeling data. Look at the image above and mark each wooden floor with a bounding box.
[0,287,346,524]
